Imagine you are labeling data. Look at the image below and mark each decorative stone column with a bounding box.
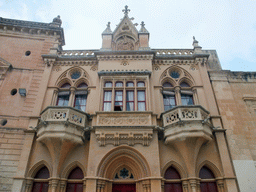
[59,179,67,192]
[49,178,59,192]
[68,87,76,107]
[24,178,33,192]
[174,86,181,105]
[142,180,151,192]
[192,87,199,105]
[83,179,87,192]
[182,180,189,192]
[217,179,224,192]
[96,180,105,192]
[161,180,165,192]
[51,88,59,106]
[189,179,197,192]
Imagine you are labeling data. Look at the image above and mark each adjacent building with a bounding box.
[0,6,255,192]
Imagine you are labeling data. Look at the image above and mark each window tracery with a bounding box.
[161,67,197,111]
[164,166,183,192]
[114,168,134,179]
[53,68,89,112]
[31,166,49,192]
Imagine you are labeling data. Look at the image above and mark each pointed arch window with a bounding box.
[55,82,88,112]
[66,167,84,192]
[164,166,183,192]
[199,166,218,192]
[74,83,88,112]
[57,83,71,107]
[31,166,49,192]
[162,81,195,111]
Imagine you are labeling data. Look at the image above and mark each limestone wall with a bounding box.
[0,128,25,192]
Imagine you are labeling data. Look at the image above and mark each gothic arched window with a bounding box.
[164,166,183,192]
[31,166,49,192]
[199,166,218,192]
[66,167,84,192]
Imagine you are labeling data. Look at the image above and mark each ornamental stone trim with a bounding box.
[96,112,152,126]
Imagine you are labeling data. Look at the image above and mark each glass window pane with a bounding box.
[181,94,194,105]
[163,94,176,111]
[115,82,123,87]
[57,95,70,106]
[138,102,146,111]
[137,81,145,87]
[104,91,112,101]
[104,103,111,111]
[115,91,123,101]
[61,83,71,88]
[126,102,134,111]
[77,83,88,88]
[163,82,173,87]
[105,82,112,87]
[138,91,145,101]
[126,82,134,87]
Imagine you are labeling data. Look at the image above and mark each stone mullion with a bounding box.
[192,87,199,105]
[174,86,181,105]
[68,87,76,107]
[51,88,59,106]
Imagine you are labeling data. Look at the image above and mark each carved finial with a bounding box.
[50,15,62,27]
[130,17,135,20]
[134,23,138,26]
[102,22,112,34]
[193,36,198,43]
[192,36,202,51]
[141,21,145,28]
[139,21,149,34]
[122,5,130,15]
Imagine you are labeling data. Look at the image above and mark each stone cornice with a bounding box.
[98,70,151,76]
[0,17,65,45]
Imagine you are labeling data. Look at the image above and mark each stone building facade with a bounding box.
[0,6,255,192]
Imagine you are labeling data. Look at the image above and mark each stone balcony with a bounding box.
[161,105,213,144]
[37,106,89,144]
[36,106,89,177]
[93,111,155,146]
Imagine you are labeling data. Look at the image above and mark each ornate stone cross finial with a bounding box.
[107,22,110,28]
[122,5,130,15]
[141,21,145,27]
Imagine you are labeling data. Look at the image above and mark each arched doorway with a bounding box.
[164,166,183,192]
[66,167,84,192]
[112,167,136,192]
[199,166,218,192]
[31,166,49,192]
[97,146,151,192]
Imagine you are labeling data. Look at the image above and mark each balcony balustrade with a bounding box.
[161,105,212,144]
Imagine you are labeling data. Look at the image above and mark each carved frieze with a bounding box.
[95,128,153,146]
[96,112,152,126]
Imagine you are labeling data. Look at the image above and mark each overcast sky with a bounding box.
[1,0,256,71]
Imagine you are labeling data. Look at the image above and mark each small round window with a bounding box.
[170,71,180,79]
[71,71,81,79]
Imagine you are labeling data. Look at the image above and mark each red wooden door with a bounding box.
[164,183,183,192]
[112,184,136,192]
[200,182,218,192]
